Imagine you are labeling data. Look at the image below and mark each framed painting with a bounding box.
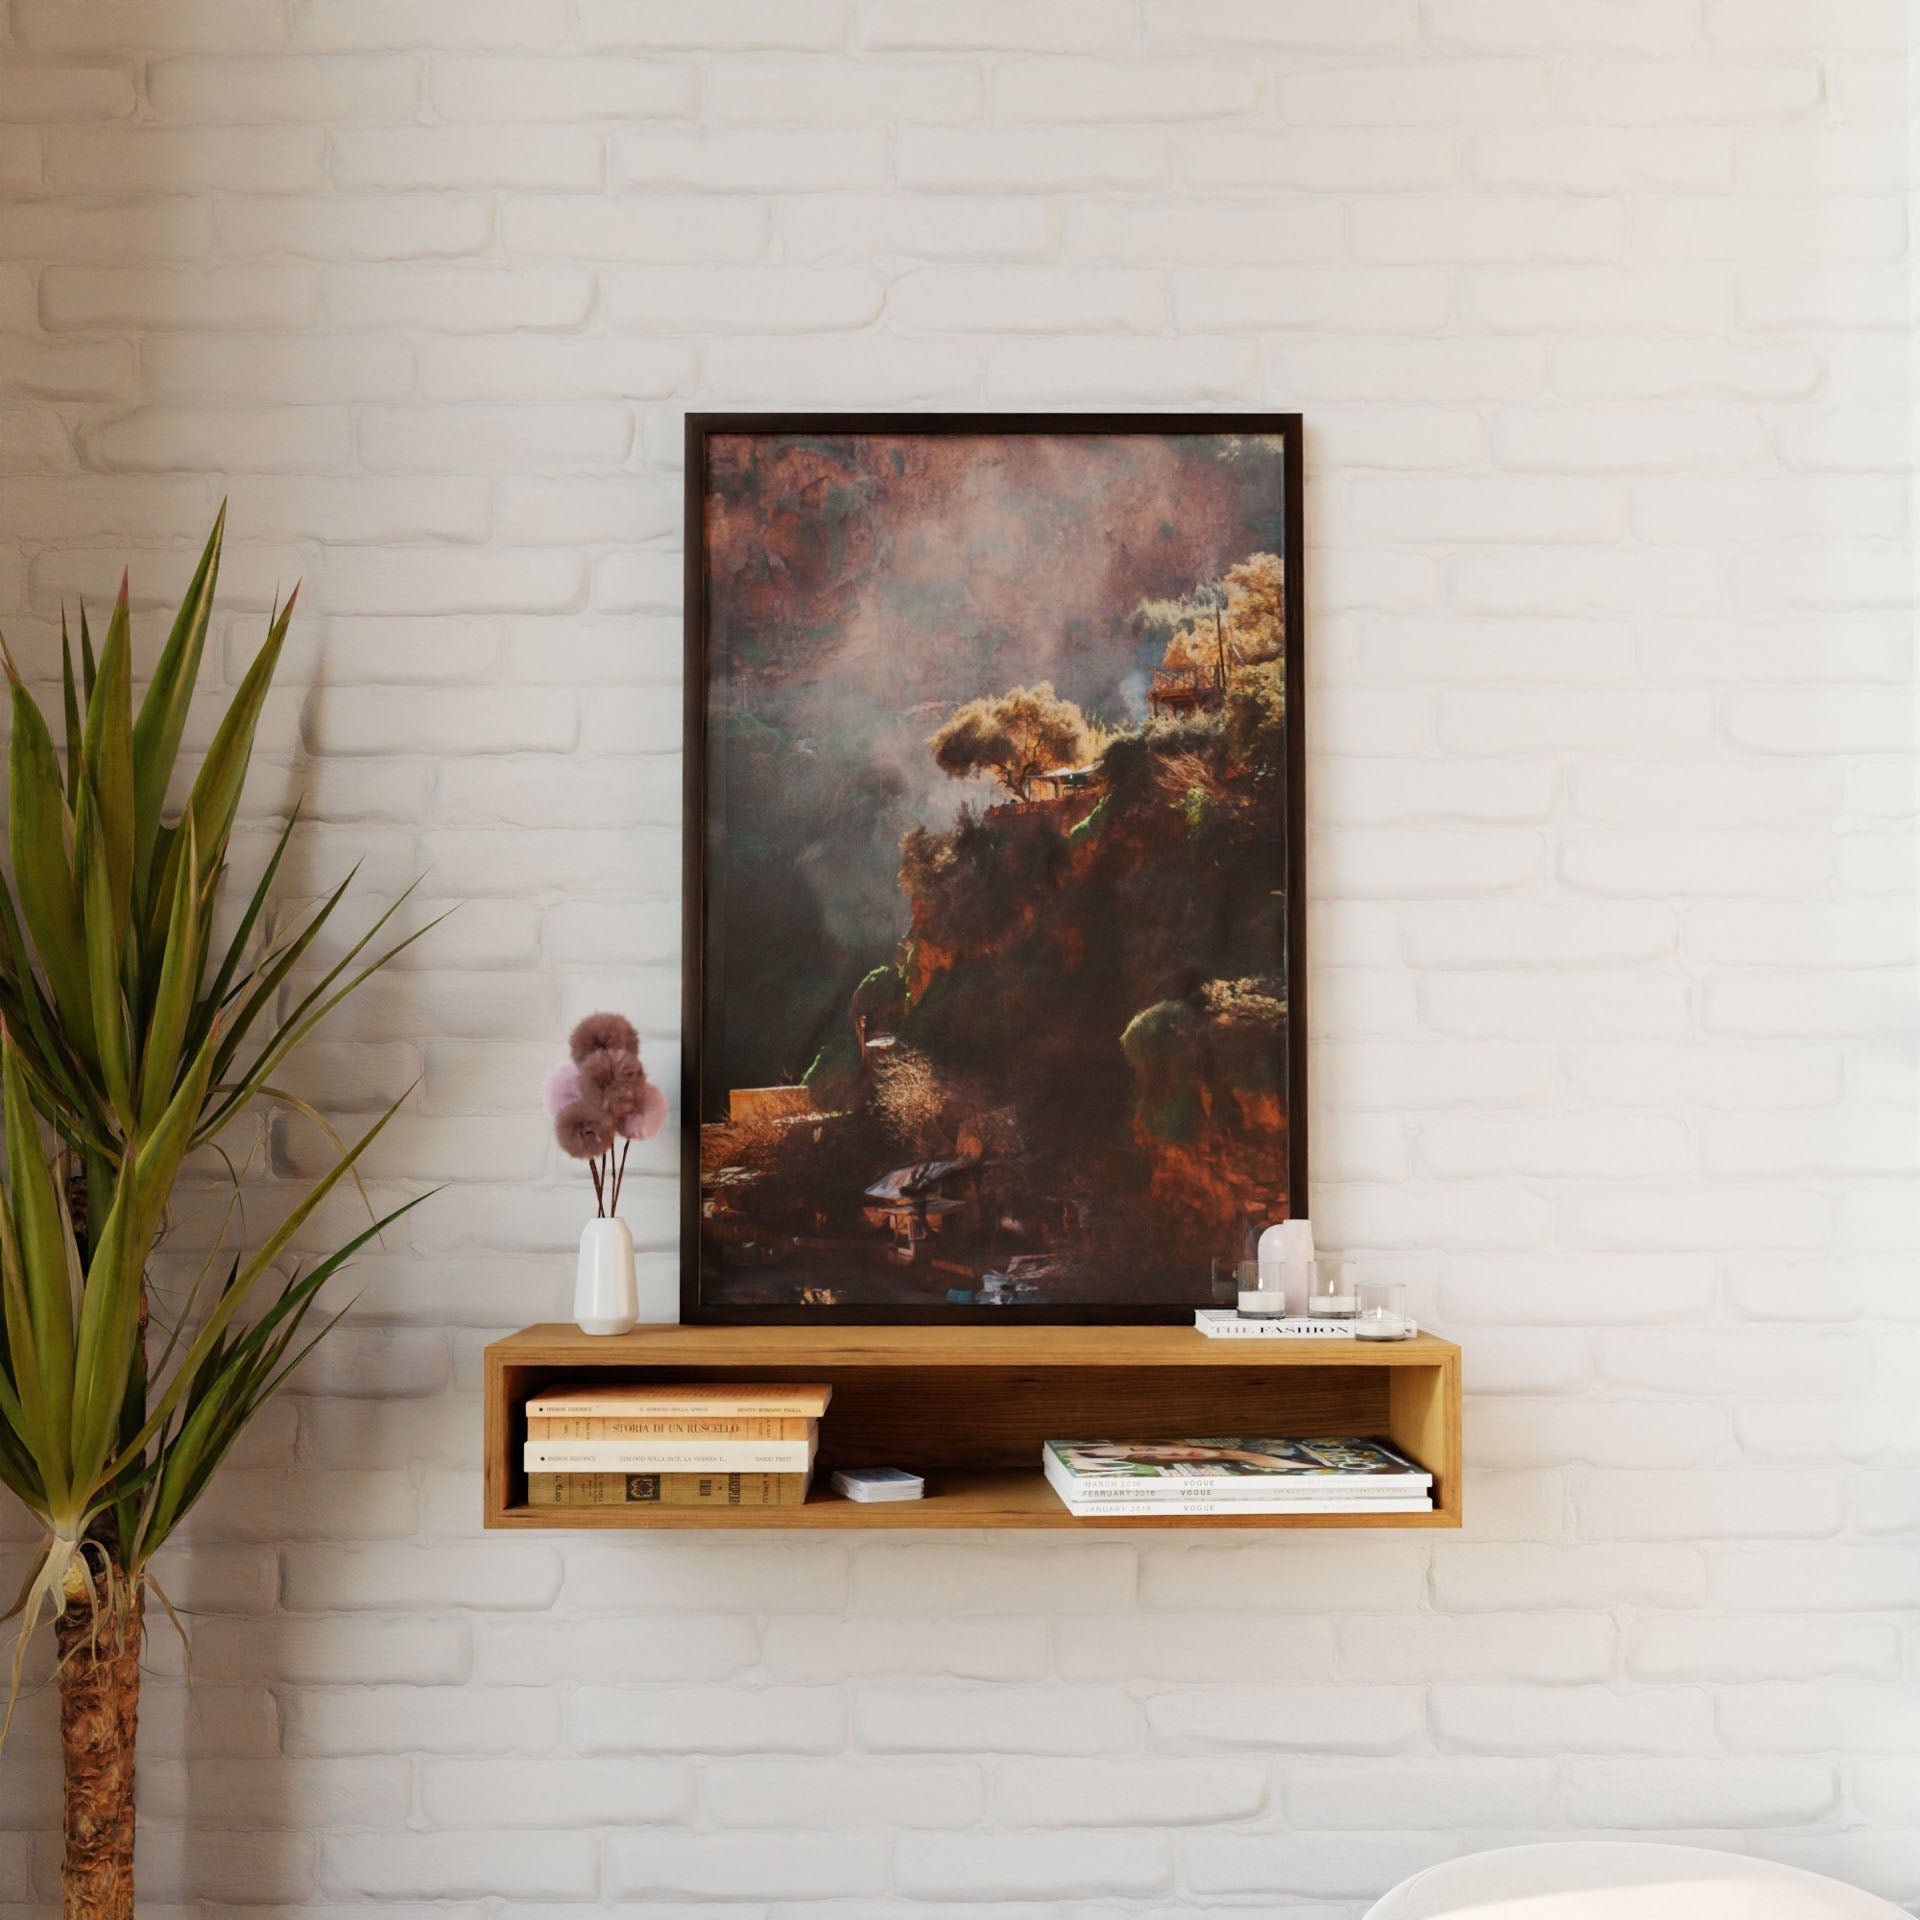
[682,413,1306,1324]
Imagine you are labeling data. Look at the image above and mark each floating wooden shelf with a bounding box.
[483,1323,1462,1531]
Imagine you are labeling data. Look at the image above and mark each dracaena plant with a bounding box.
[0,508,433,1920]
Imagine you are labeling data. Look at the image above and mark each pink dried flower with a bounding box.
[570,1011,638,1063]
[578,1046,647,1119]
[617,1079,668,1142]
[542,1061,582,1118]
[555,1099,614,1160]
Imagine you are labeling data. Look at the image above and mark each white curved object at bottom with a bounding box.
[572,1216,638,1336]
[1366,1843,1904,1920]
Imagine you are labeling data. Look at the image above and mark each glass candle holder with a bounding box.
[1354,1278,1411,1341]
[1308,1258,1357,1319]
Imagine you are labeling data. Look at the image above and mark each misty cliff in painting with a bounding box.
[691,423,1300,1316]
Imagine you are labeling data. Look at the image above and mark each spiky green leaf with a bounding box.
[130,502,223,900]
[59,617,80,806]
[6,678,93,1065]
[0,1039,74,1482]
[82,581,135,951]
[137,813,203,1134]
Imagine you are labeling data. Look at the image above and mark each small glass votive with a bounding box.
[1308,1258,1357,1320]
[1354,1278,1411,1341]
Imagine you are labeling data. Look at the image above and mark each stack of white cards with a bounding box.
[831,1467,925,1503]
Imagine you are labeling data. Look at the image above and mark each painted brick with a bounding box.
[1339,1612,1616,1683]
[319,1832,598,1902]
[1436,1543,1707,1611]
[294,0,568,49]
[604,1831,889,1901]
[863,0,1134,52]
[1566,1758,1839,1828]
[1185,1832,1462,1899]
[42,126,324,192]
[1149,1686,1424,1755]
[859,1687,1141,1756]
[417,1758,691,1829]
[217,193,493,262]
[284,1686,561,1757]
[610,266,883,333]
[1556,59,1823,122]
[1630,1614,1904,1683]
[761,1615,1048,1683]
[429,54,694,121]
[703,1757,986,1830]
[900,127,1166,193]
[1052,1611,1339,1683]
[1287,1756,1560,1829]
[1433,1686,1713,1754]
[1286,59,1552,125]
[40,265,319,332]
[893,1831,1172,1900]
[575,1686,845,1756]
[991,1758,1265,1828]
[326,266,595,336]
[148,53,420,121]
[616,128,886,192]
[330,127,603,191]
[715,57,980,123]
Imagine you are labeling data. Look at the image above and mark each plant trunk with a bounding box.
[54,1573,141,1920]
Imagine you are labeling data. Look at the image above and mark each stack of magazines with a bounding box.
[1041,1436,1431,1517]
[524,1381,830,1508]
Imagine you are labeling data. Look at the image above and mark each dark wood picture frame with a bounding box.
[682,412,1307,1325]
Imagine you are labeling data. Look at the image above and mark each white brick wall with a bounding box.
[0,0,1915,1913]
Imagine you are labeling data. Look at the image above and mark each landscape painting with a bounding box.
[683,414,1306,1322]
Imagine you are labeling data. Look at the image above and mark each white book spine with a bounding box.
[1059,1496,1433,1517]
[523,1439,816,1471]
[524,1398,827,1418]
[1061,1483,1431,1502]
[1039,1455,1427,1506]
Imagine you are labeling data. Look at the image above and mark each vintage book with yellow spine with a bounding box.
[524,1383,832,1419]
[524,1434,816,1471]
[528,1470,809,1507]
[527,1415,811,1440]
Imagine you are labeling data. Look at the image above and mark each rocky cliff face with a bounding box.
[886,685,1290,1285]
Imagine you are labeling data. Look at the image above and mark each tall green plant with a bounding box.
[0,510,435,1918]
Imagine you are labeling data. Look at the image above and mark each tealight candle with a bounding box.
[1355,1278,1411,1341]
[1309,1259,1357,1319]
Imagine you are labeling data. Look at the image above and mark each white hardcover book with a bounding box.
[1059,1494,1433,1518]
[523,1437,816,1472]
[1059,1478,1430,1503]
[1194,1311,1355,1339]
[1040,1451,1428,1506]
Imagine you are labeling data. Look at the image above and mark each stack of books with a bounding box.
[1041,1436,1432,1517]
[524,1381,831,1509]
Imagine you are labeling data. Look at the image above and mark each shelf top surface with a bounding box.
[488,1322,1458,1368]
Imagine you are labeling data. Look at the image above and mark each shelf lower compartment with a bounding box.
[483,1324,1462,1532]
[496,1467,1451,1529]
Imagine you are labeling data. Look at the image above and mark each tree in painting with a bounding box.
[929,683,1093,803]
[697,429,1293,1312]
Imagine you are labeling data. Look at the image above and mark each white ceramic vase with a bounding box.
[573,1216,638,1336]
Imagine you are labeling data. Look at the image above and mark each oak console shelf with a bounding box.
[483,1323,1462,1531]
